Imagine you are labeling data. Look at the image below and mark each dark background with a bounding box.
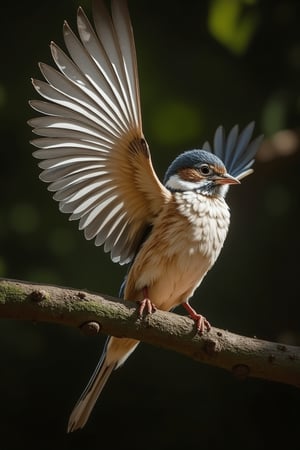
[1,0,300,449]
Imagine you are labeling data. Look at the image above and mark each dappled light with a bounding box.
[258,129,300,161]
[208,0,259,54]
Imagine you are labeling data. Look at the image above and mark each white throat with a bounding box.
[165,174,229,197]
[165,174,205,191]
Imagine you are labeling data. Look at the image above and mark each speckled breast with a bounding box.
[174,191,231,265]
[124,190,231,310]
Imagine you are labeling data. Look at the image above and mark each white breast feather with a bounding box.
[175,191,230,262]
[125,191,231,310]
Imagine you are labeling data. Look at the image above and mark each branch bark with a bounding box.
[0,277,299,388]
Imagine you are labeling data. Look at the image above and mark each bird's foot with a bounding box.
[192,314,211,334]
[183,302,211,334]
[138,288,157,317]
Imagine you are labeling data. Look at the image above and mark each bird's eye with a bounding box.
[199,164,212,176]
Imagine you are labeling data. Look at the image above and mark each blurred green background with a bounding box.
[1,0,300,449]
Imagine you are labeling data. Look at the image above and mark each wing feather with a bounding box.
[29,0,170,265]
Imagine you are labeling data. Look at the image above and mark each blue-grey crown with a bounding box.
[163,150,225,185]
[163,121,263,185]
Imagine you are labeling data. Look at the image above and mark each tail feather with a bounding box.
[67,336,139,432]
[67,359,116,432]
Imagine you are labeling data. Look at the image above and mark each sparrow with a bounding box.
[28,0,263,433]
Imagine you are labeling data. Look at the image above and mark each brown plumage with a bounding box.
[68,191,230,431]
[28,0,262,433]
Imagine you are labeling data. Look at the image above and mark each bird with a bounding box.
[28,0,263,433]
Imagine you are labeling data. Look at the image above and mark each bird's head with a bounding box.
[163,150,240,198]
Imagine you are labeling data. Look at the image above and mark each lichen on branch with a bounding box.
[0,277,299,388]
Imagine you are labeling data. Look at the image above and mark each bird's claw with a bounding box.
[138,298,157,317]
[138,287,157,317]
[192,313,211,335]
[183,302,211,335]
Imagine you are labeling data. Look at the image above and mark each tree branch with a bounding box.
[0,277,299,388]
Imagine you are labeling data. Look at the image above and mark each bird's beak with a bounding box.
[214,174,240,185]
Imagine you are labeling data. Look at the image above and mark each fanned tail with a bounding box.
[202,122,263,180]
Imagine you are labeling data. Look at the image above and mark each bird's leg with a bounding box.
[183,302,211,334]
[138,287,157,316]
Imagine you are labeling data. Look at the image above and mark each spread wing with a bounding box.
[28,0,170,265]
[202,122,263,180]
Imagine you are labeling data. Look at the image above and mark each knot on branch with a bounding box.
[29,289,49,302]
[80,321,101,336]
[204,338,220,356]
[232,364,250,380]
